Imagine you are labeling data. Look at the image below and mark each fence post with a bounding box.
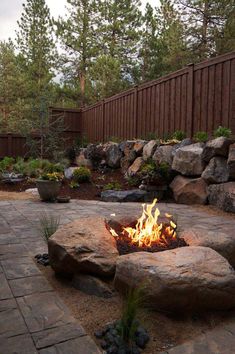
[134,86,138,138]
[102,100,105,142]
[8,134,12,157]
[187,63,194,137]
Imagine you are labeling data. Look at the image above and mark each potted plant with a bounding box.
[36,172,63,202]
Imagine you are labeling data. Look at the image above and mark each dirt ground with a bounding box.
[39,264,235,353]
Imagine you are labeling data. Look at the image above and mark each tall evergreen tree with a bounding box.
[176,0,235,61]
[99,0,142,83]
[0,40,28,132]
[16,0,57,127]
[56,0,100,105]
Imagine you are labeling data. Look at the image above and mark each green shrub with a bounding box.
[172,130,186,141]
[39,212,60,243]
[103,182,121,191]
[158,162,170,179]
[75,134,89,148]
[194,131,208,142]
[214,126,232,138]
[0,157,15,172]
[73,167,91,183]
[143,131,158,141]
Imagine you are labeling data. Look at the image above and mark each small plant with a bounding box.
[75,134,89,148]
[73,167,91,183]
[126,176,141,187]
[69,181,79,189]
[194,131,208,142]
[172,130,186,141]
[39,212,60,242]
[40,172,63,182]
[103,182,122,191]
[118,286,144,344]
[143,132,158,141]
[107,136,122,143]
[214,126,232,138]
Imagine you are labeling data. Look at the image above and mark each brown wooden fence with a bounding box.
[80,51,235,142]
[0,51,235,157]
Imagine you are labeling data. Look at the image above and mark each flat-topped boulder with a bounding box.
[170,176,208,205]
[48,217,119,277]
[181,228,235,268]
[208,182,235,213]
[202,137,234,162]
[172,143,205,176]
[114,246,235,311]
[101,189,163,202]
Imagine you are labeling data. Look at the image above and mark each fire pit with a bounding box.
[107,199,187,255]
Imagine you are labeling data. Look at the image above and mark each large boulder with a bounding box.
[228,143,235,180]
[105,143,123,168]
[181,228,235,268]
[48,217,119,277]
[201,156,229,184]
[114,247,235,311]
[170,175,208,205]
[127,157,144,177]
[202,137,234,162]
[143,140,158,161]
[208,182,235,213]
[84,144,106,168]
[171,138,193,156]
[133,140,146,156]
[152,145,173,166]
[172,143,205,176]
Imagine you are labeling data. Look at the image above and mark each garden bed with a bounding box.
[0,169,131,201]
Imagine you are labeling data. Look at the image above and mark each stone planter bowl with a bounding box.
[36,180,61,202]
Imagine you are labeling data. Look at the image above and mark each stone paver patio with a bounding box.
[0,199,235,353]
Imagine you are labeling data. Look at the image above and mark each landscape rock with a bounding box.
[114,247,235,311]
[153,145,173,166]
[48,217,119,277]
[64,167,78,179]
[127,157,144,177]
[76,149,93,168]
[172,138,193,156]
[181,228,235,268]
[143,140,158,161]
[105,143,123,168]
[172,143,205,176]
[228,143,235,180]
[101,189,163,202]
[208,182,235,213]
[84,144,106,168]
[202,137,234,162]
[72,274,114,298]
[133,140,146,155]
[170,175,208,204]
[201,156,229,184]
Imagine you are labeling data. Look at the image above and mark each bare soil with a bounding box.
[39,264,235,353]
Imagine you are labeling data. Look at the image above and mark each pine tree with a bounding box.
[100,0,142,83]
[16,0,57,127]
[139,1,187,82]
[176,0,235,61]
[56,0,100,105]
[0,41,27,132]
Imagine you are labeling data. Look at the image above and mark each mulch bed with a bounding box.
[0,169,132,200]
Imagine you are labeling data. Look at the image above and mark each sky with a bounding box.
[0,0,159,42]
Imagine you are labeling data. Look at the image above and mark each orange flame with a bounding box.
[110,199,177,248]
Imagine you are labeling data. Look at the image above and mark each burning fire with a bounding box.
[110,199,177,248]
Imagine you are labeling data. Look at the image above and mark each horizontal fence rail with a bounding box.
[1,51,235,158]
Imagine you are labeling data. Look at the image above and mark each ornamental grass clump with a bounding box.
[39,212,60,242]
